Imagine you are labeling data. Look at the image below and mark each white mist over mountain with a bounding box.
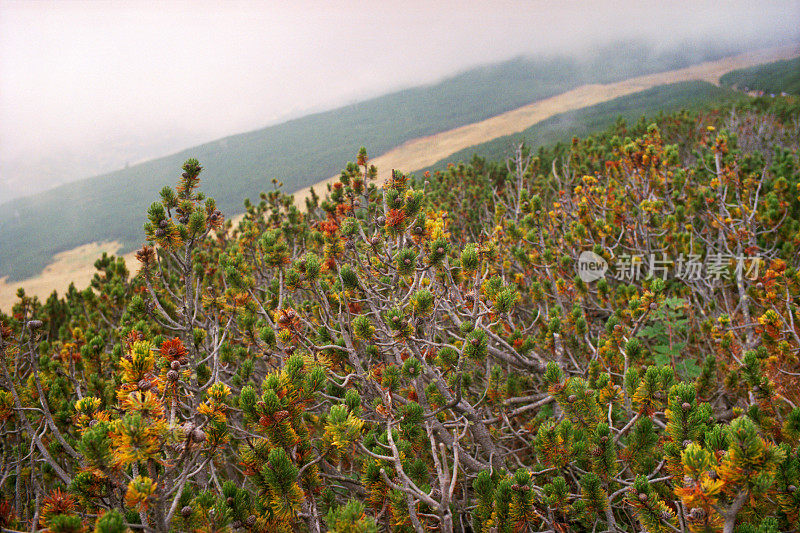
[1,0,799,202]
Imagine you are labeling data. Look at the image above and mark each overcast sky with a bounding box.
[1,0,799,200]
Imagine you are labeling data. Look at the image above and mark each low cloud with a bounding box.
[1,0,798,200]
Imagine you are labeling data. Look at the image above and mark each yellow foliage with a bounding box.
[125,476,156,511]
[120,341,155,384]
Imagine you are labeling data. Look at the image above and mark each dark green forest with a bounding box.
[720,57,800,96]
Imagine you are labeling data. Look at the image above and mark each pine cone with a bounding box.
[191,428,206,443]
[687,507,706,521]
[136,245,155,265]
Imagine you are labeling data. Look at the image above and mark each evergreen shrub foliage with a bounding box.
[1,99,799,532]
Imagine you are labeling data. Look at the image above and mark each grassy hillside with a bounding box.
[418,81,743,172]
[720,57,800,95]
[0,42,757,281]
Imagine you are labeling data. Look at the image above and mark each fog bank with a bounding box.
[1,0,798,201]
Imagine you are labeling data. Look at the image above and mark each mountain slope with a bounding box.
[1,48,798,309]
[0,42,771,282]
[418,81,742,173]
[720,56,800,95]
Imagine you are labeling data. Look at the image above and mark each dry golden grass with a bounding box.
[290,44,800,207]
[2,44,797,312]
[0,242,139,310]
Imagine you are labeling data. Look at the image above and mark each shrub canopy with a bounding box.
[1,99,800,532]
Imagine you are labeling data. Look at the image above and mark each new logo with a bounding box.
[577,251,608,282]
